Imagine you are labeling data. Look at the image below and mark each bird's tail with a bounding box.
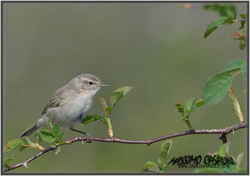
[20,122,39,138]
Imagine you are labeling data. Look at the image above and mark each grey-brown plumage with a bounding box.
[20,73,108,138]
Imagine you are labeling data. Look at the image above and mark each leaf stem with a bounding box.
[233,20,247,22]
[184,119,195,131]
[233,71,241,77]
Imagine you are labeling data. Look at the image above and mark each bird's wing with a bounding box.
[41,93,67,115]
[41,83,74,115]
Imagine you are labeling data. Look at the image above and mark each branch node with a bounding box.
[23,162,29,169]
[219,134,227,144]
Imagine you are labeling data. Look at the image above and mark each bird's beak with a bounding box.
[99,83,109,87]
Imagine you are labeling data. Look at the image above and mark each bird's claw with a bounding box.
[86,133,93,143]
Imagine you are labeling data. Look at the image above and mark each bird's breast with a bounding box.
[44,93,94,128]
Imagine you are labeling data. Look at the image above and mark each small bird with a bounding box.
[20,73,109,142]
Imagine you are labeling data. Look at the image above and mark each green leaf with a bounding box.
[52,124,59,138]
[110,92,124,105]
[22,138,29,145]
[19,146,28,152]
[173,102,184,116]
[194,98,205,108]
[50,140,56,146]
[105,106,112,114]
[239,21,247,30]
[233,13,236,20]
[139,161,160,173]
[4,155,15,163]
[81,115,101,126]
[158,140,173,164]
[47,118,52,129]
[110,86,133,105]
[190,105,196,112]
[3,163,11,169]
[4,139,22,152]
[241,65,247,80]
[240,40,246,50]
[203,73,233,105]
[203,4,236,17]
[54,145,61,155]
[219,143,229,156]
[204,26,218,39]
[59,132,64,141]
[236,153,244,169]
[239,14,246,19]
[216,16,231,27]
[221,59,246,73]
[184,107,189,119]
[157,157,163,164]
[204,16,234,38]
[186,98,197,112]
[40,130,55,142]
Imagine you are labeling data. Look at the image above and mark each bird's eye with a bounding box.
[88,81,94,86]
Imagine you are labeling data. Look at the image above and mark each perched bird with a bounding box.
[20,73,109,142]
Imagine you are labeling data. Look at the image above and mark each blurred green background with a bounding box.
[3,2,247,173]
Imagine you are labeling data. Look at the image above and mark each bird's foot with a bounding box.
[86,133,93,143]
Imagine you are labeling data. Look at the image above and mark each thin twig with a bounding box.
[233,20,247,22]
[3,122,247,172]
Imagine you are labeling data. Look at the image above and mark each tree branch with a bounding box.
[3,122,247,173]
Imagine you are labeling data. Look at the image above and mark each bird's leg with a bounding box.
[70,128,92,143]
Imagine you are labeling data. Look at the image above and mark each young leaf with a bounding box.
[219,143,229,157]
[110,86,133,105]
[236,153,244,169]
[204,16,234,38]
[81,115,101,126]
[20,146,28,152]
[239,21,247,30]
[194,99,205,108]
[158,140,173,164]
[54,145,61,155]
[99,98,108,114]
[221,59,246,73]
[40,130,55,142]
[203,73,233,105]
[139,161,161,173]
[241,65,247,80]
[47,118,52,129]
[4,139,22,152]
[173,102,184,116]
[240,40,246,50]
[105,106,113,114]
[110,92,124,105]
[184,107,189,119]
[239,14,246,19]
[22,138,29,145]
[203,4,236,17]
[52,124,59,138]
[59,132,64,141]
[4,155,15,163]
[231,32,247,40]
[186,98,197,112]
